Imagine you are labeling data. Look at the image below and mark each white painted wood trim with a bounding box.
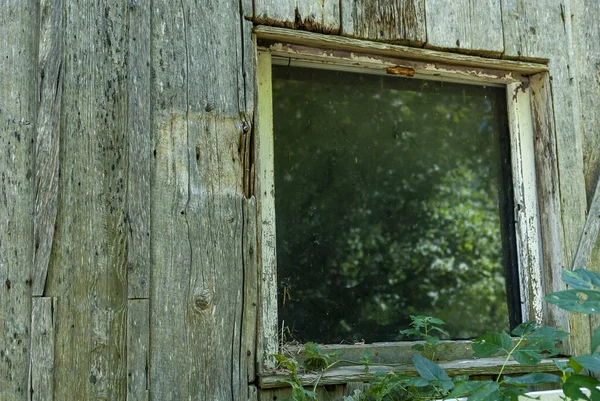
[254,26,550,73]
[506,82,544,324]
[255,50,279,370]
[445,389,579,401]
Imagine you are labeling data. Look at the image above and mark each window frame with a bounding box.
[253,26,566,383]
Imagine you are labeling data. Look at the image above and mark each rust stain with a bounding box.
[386,66,415,77]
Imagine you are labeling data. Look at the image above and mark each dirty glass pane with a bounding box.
[272,65,517,344]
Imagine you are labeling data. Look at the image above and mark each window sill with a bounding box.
[258,357,563,389]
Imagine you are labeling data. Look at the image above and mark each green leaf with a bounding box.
[412,354,451,382]
[448,381,489,398]
[546,290,600,314]
[592,326,600,353]
[570,357,585,374]
[503,373,562,386]
[563,269,600,290]
[466,381,500,401]
[273,354,298,374]
[563,374,600,401]
[573,353,600,373]
[499,387,530,401]
[472,333,513,357]
[511,321,537,337]
[512,344,544,365]
[304,342,321,357]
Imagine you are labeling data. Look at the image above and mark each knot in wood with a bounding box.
[193,289,211,312]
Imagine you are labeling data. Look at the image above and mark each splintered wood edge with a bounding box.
[258,358,564,389]
[253,26,549,74]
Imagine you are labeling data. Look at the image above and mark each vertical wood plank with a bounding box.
[32,0,62,296]
[571,0,600,342]
[0,1,36,399]
[572,0,600,204]
[506,82,544,324]
[127,0,151,299]
[255,51,279,371]
[150,1,251,399]
[149,3,190,397]
[425,0,503,55]
[127,299,148,401]
[502,0,589,355]
[341,0,426,46]
[242,197,258,383]
[530,73,569,331]
[29,298,55,401]
[44,1,129,398]
[253,0,340,33]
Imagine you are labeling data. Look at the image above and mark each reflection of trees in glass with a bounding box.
[273,66,514,344]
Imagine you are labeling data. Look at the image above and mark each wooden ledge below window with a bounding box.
[258,357,564,389]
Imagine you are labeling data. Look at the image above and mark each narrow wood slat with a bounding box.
[29,298,55,401]
[425,0,503,55]
[32,0,62,296]
[127,299,149,401]
[530,73,569,332]
[341,0,426,45]
[127,0,151,299]
[0,1,37,399]
[242,197,258,382]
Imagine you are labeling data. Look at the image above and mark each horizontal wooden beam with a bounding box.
[258,358,563,389]
[253,26,549,74]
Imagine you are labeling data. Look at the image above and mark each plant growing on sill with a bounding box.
[272,269,600,401]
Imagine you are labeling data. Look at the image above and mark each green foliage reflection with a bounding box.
[273,65,514,343]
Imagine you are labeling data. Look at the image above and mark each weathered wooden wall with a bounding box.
[0,0,598,400]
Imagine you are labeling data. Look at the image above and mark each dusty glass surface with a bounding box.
[272,65,516,344]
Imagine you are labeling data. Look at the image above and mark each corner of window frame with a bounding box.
[251,25,569,383]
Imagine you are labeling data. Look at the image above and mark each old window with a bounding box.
[255,28,555,379]
[272,65,519,343]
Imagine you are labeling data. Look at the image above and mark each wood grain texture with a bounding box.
[127,299,148,401]
[0,1,36,400]
[44,1,129,399]
[242,197,258,383]
[502,0,588,355]
[425,0,503,55]
[530,73,569,332]
[150,1,251,399]
[341,0,426,45]
[255,51,279,371]
[572,177,600,271]
[29,297,55,401]
[571,0,600,342]
[32,0,62,297]
[572,0,600,204]
[259,358,562,388]
[127,0,151,299]
[258,385,346,401]
[254,26,549,73]
[253,0,340,33]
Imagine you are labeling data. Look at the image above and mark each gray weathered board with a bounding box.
[149,1,254,400]
[0,1,36,400]
[425,0,503,55]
